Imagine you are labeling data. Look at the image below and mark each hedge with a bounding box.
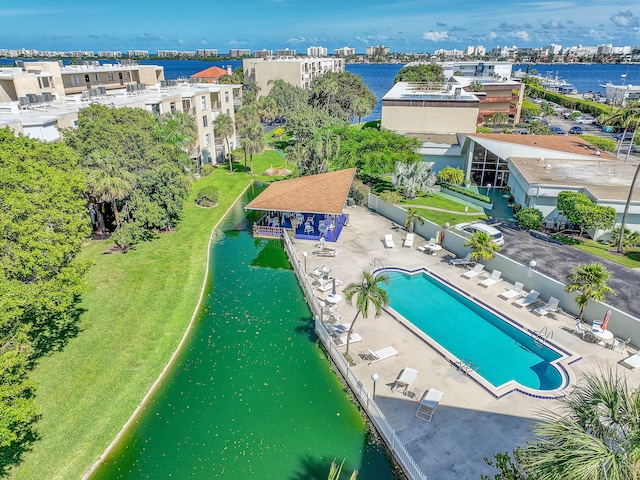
[525,84,612,118]
[444,184,491,203]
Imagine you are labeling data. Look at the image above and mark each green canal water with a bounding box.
[90,185,397,479]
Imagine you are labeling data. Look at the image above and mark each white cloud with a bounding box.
[610,10,640,28]
[286,37,307,44]
[422,31,448,41]
[488,31,497,40]
[507,30,530,42]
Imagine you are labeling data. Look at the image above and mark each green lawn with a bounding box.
[8,152,287,480]
[401,193,484,213]
[574,240,640,268]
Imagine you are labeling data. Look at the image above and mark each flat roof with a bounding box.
[509,156,640,202]
[383,82,478,102]
[245,169,356,215]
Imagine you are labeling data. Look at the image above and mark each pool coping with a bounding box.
[375,266,581,400]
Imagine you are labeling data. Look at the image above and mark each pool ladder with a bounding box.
[534,327,553,349]
[457,359,480,376]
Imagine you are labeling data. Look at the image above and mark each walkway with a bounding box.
[291,205,639,479]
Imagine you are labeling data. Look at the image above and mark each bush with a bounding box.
[362,120,381,130]
[512,203,522,214]
[442,184,491,203]
[349,179,371,205]
[515,208,543,230]
[379,189,403,205]
[579,135,617,153]
[476,126,492,133]
[437,166,465,185]
[200,164,214,177]
[195,186,219,207]
[507,194,515,204]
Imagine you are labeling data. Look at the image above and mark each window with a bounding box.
[70,74,80,86]
[225,92,229,102]
[107,73,114,81]
[204,133,210,146]
[151,103,161,116]
[202,115,208,127]
[170,102,176,114]
[226,109,230,116]
[201,96,207,109]
[94,73,99,82]
[84,74,90,83]
[38,77,50,88]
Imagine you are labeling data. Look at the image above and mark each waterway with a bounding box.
[89,185,397,479]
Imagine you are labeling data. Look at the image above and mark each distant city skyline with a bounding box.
[1,1,639,53]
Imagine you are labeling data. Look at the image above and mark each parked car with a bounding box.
[613,131,635,140]
[453,222,505,246]
[569,125,584,135]
[550,126,564,135]
[575,116,596,125]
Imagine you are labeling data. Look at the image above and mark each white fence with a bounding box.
[282,232,427,480]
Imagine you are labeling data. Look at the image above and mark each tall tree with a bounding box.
[311,129,340,174]
[213,113,235,173]
[240,122,266,175]
[603,101,639,158]
[523,370,640,479]
[565,263,615,321]
[394,64,445,83]
[463,231,500,261]
[342,272,390,359]
[391,161,437,199]
[257,96,278,124]
[404,208,424,234]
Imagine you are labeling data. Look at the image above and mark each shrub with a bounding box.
[512,203,522,214]
[442,184,491,203]
[437,166,465,185]
[515,207,543,230]
[349,179,371,205]
[579,135,617,153]
[200,164,214,177]
[502,185,512,194]
[379,189,403,205]
[362,120,381,130]
[195,186,219,207]
[507,194,515,204]
[476,126,492,133]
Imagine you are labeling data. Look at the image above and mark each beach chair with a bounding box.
[416,388,444,422]
[449,252,473,266]
[365,346,399,365]
[417,238,436,253]
[610,337,631,354]
[335,332,362,347]
[533,297,560,316]
[622,353,640,371]
[462,263,484,279]
[392,367,419,395]
[514,290,540,308]
[574,319,594,341]
[403,233,415,248]
[498,282,524,300]
[316,278,343,292]
[384,234,395,249]
[479,269,502,288]
[326,323,351,335]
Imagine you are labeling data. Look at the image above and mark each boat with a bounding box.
[538,72,578,95]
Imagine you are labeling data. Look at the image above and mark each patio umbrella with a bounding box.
[602,309,611,330]
[332,278,336,295]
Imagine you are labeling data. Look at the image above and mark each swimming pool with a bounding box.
[381,269,569,394]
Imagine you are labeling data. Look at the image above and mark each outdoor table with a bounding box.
[428,244,443,255]
[326,294,342,304]
[592,328,614,345]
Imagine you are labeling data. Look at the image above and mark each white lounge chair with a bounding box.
[384,234,395,249]
[533,296,560,316]
[403,233,415,248]
[514,290,540,308]
[574,320,593,340]
[499,282,525,300]
[611,337,631,354]
[326,323,351,335]
[462,263,484,279]
[622,353,640,371]
[316,278,343,292]
[449,252,473,266]
[417,238,436,253]
[416,388,444,422]
[365,346,399,365]
[335,332,362,347]
[479,269,502,288]
[392,367,419,395]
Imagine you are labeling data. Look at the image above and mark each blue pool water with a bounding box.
[383,270,564,391]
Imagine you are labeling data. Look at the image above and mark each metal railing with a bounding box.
[281,232,427,480]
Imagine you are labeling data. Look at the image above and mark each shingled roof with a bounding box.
[245,169,356,215]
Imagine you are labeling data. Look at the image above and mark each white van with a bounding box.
[454,222,505,246]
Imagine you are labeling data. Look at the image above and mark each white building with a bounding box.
[307,46,328,57]
[334,46,356,57]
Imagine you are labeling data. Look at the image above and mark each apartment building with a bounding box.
[253,49,273,59]
[229,49,251,58]
[334,46,356,57]
[307,46,327,57]
[127,50,149,57]
[275,49,296,58]
[196,49,219,57]
[366,45,390,56]
[242,56,345,96]
[0,62,240,169]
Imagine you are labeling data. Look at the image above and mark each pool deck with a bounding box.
[291,205,640,479]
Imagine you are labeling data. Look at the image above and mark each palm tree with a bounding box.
[240,122,266,175]
[467,81,484,92]
[523,369,640,479]
[352,97,372,126]
[404,208,424,234]
[391,162,437,199]
[603,101,639,158]
[85,151,136,232]
[213,113,235,173]
[565,263,615,321]
[342,272,390,359]
[285,141,310,170]
[257,96,278,124]
[463,231,500,261]
[311,129,340,174]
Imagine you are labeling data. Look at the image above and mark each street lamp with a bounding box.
[529,260,536,270]
[371,373,379,400]
[302,251,308,273]
[319,300,326,323]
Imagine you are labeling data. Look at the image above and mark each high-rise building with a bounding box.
[333,46,356,57]
[307,46,328,57]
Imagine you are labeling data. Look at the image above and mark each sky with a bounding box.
[1,0,639,53]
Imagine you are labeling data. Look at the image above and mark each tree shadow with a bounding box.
[0,414,41,476]
[289,455,335,480]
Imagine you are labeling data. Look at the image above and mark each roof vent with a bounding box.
[545,164,551,169]
[539,156,545,163]
[595,150,601,156]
